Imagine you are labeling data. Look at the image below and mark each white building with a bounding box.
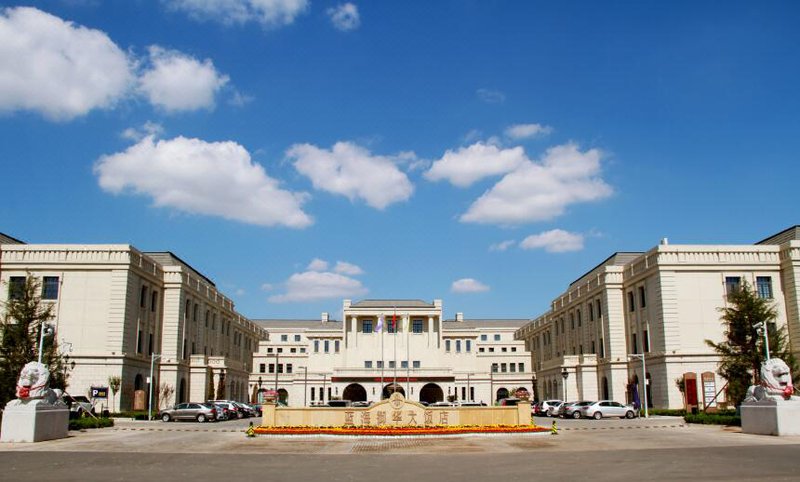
[0,239,265,412]
[251,299,533,406]
[515,226,800,410]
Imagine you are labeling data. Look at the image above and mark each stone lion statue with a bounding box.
[744,358,798,402]
[14,361,61,404]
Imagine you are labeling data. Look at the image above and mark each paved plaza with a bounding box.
[1,417,799,481]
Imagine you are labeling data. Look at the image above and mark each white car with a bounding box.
[580,400,636,419]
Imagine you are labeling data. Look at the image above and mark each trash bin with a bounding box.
[102,409,110,418]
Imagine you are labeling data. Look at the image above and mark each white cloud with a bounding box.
[165,0,309,28]
[0,7,134,120]
[228,89,254,107]
[287,141,414,209]
[260,283,274,291]
[327,3,360,31]
[520,229,584,253]
[334,261,363,275]
[95,135,313,228]
[425,142,527,188]
[451,278,490,293]
[489,240,516,252]
[307,258,329,271]
[504,123,553,140]
[139,46,229,112]
[268,269,367,303]
[476,88,505,104]
[121,121,165,141]
[460,143,613,225]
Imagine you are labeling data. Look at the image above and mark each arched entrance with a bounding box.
[419,383,443,404]
[343,383,367,402]
[496,387,509,402]
[382,383,405,399]
[134,374,144,391]
[278,388,288,405]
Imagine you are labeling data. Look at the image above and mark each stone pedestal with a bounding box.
[0,400,69,443]
[741,399,800,436]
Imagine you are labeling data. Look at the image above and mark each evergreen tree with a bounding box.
[1,275,68,407]
[706,280,797,406]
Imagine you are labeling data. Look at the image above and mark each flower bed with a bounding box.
[253,424,548,436]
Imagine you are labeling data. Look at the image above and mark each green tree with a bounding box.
[0,275,68,407]
[706,280,798,406]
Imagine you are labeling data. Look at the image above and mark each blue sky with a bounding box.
[1,1,798,320]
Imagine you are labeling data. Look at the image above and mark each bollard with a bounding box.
[246,421,255,437]
[551,420,558,435]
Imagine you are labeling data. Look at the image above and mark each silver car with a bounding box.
[562,401,595,418]
[580,400,636,419]
[159,403,217,423]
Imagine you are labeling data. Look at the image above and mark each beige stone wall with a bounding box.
[261,394,531,427]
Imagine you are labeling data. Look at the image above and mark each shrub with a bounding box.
[684,411,740,426]
[69,417,114,430]
[649,409,686,416]
[109,411,148,419]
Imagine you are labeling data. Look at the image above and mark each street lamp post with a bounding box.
[37,323,54,364]
[755,322,771,361]
[257,376,262,403]
[630,353,648,418]
[148,353,162,421]
[561,367,569,401]
[532,373,538,402]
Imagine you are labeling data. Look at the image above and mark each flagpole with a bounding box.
[393,306,397,392]
[380,314,384,399]
[406,313,410,397]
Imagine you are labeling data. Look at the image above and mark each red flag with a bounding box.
[392,313,396,332]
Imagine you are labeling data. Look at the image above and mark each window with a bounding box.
[363,320,373,333]
[757,276,773,299]
[502,347,507,352]
[277,347,283,353]
[577,310,582,327]
[388,320,396,333]
[632,334,638,354]
[269,363,275,374]
[511,347,517,352]
[42,276,59,300]
[596,300,602,319]
[591,340,596,354]
[494,334,501,341]
[314,340,319,353]
[267,347,273,353]
[599,337,605,357]
[456,340,461,352]
[413,361,420,368]
[627,291,635,312]
[519,363,525,372]
[193,303,198,322]
[461,387,466,400]
[286,364,293,374]
[510,363,516,372]
[725,276,741,296]
[294,334,301,342]
[335,340,340,353]
[389,361,396,369]
[151,291,158,312]
[324,340,330,353]
[501,363,507,373]
[488,347,495,353]
[277,364,284,374]
[579,344,583,355]
[140,286,147,308]
[377,361,383,369]
[412,319,423,333]
[639,286,647,308]
[290,348,296,353]
[588,303,594,321]
[281,334,288,342]
[364,361,373,368]
[259,363,266,373]
[300,348,306,353]
[401,361,408,369]
[445,340,451,352]
[137,330,143,354]
[466,340,471,352]
[570,313,575,330]
[480,334,487,341]
[491,363,498,373]
[479,347,485,353]
[311,387,316,401]
[148,333,153,355]
[643,329,650,352]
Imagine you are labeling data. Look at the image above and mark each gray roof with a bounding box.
[756,226,800,245]
[0,232,25,244]
[442,319,531,329]
[253,319,343,330]
[350,299,435,308]
[144,251,216,287]
[569,252,643,288]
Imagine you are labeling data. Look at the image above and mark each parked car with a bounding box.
[580,400,636,419]
[159,403,217,422]
[65,395,93,416]
[207,400,242,419]
[326,400,352,408]
[210,403,230,421]
[351,401,372,408]
[556,402,575,417]
[246,403,263,416]
[499,397,521,406]
[429,401,456,407]
[458,401,487,407]
[232,401,254,418]
[562,401,595,418]
[534,399,563,416]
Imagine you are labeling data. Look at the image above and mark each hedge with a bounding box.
[648,409,686,416]
[110,411,148,420]
[69,417,114,430]
[683,411,740,426]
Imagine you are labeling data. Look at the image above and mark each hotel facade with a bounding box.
[514,226,800,410]
[0,237,265,412]
[251,299,533,406]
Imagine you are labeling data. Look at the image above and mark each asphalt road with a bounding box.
[1,416,799,481]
